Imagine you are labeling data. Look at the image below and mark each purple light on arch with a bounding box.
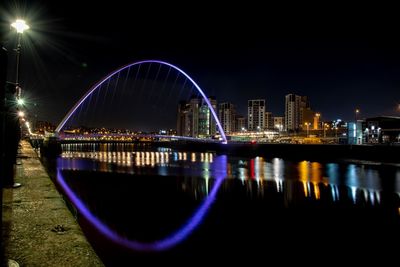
[55,60,227,144]
[56,155,227,252]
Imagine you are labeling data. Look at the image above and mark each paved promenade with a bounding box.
[2,140,104,266]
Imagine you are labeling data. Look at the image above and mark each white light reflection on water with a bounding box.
[59,144,400,208]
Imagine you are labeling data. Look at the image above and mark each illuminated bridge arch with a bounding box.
[55,60,227,144]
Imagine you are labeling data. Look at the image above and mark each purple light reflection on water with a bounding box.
[56,155,227,252]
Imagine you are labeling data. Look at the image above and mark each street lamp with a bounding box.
[304,122,311,137]
[17,98,24,106]
[355,108,360,122]
[323,123,329,138]
[315,113,321,130]
[11,19,29,96]
[11,19,30,34]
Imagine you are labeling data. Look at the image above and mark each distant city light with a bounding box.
[18,111,25,117]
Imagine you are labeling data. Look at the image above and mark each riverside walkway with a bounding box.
[2,140,103,266]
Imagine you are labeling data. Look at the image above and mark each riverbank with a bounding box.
[1,140,103,266]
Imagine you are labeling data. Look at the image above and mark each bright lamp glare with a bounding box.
[11,19,30,33]
[18,111,25,117]
[17,98,25,105]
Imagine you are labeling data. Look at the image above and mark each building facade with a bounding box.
[177,96,217,138]
[285,94,309,131]
[302,108,315,129]
[177,101,192,137]
[299,96,310,129]
[313,113,321,130]
[273,116,284,131]
[248,99,265,131]
[364,116,400,144]
[265,112,273,130]
[236,116,246,132]
[218,102,236,134]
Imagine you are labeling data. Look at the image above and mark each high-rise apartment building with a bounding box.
[236,116,246,132]
[177,96,217,138]
[285,94,310,131]
[248,99,265,131]
[199,97,217,137]
[265,112,273,129]
[218,102,236,134]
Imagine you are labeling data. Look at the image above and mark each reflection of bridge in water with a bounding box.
[55,140,400,254]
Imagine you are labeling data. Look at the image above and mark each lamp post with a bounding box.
[17,98,24,106]
[355,108,360,122]
[315,113,320,130]
[323,123,328,138]
[11,19,29,97]
[304,122,310,137]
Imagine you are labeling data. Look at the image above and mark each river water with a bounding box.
[45,142,400,265]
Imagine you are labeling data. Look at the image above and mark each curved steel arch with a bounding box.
[56,60,227,144]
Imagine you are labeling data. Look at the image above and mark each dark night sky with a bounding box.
[1,1,400,129]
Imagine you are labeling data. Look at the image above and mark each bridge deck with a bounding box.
[2,140,104,266]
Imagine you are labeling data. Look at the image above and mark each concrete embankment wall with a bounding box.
[2,140,104,266]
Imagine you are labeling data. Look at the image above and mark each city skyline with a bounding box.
[0,1,399,129]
